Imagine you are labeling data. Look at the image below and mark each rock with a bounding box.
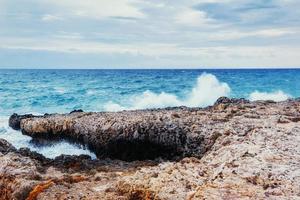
[70,109,84,114]
[9,113,35,130]
[17,148,50,166]
[288,116,300,123]
[214,97,250,105]
[12,108,204,161]
[214,96,233,105]
[2,98,300,199]
[0,139,16,154]
[277,116,290,124]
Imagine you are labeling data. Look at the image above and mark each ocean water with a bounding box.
[0,69,300,158]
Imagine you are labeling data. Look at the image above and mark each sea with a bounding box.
[0,69,300,158]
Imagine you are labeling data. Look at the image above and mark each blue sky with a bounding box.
[0,0,300,68]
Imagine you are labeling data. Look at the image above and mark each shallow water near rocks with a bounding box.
[0,116,96,158]
[1,69,300,158]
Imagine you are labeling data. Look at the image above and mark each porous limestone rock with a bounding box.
[2,98,300,199]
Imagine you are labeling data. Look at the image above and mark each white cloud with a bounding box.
[254,29,296,37]
[1,0,300,67]
[54,32,82,40]
[1,36,300,67]
[206,28,297,41]
[41,14,63,21]
[175,9,213,26]
[44,0,144,19]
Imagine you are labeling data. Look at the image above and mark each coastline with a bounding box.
[1,97,300,199]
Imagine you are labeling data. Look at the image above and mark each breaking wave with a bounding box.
[0,116,96,159]
[249,90,291,102]
[104,73,231,111]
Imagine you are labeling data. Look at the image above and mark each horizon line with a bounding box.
[1,67,300,70]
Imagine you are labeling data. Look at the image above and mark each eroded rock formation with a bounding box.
[9,98,250,161]
[1,97,300,199]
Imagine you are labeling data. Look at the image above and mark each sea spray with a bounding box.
[0,69,297,158]
[249,90,291,101]
[104,73,231,111]
[0,116,96,159]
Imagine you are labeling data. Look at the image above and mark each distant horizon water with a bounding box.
[1,67,300,70]
[1,69,299,158]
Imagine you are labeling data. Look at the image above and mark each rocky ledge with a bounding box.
[1,97,300,199]
[9,98,251,161]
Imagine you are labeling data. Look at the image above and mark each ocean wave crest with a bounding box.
[249,90,291,102]
[104,73,231,111]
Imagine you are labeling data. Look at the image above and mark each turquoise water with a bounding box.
[0,69,300,158]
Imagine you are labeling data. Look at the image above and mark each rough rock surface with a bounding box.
[1,97,300,199]
[10,98,250,161]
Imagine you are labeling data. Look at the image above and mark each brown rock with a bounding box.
[1,98,299,199]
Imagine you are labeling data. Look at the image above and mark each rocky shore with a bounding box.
[1,97,300,199]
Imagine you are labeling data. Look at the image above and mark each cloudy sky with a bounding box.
[0,0,300,68]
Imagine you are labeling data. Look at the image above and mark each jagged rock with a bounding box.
[14,108,207,161]
[0,139,16,154]
[9,113,35,130]
[214,96,233,105]
[1,98,300,199]
[214,96,250,105]
[70,109,84,114]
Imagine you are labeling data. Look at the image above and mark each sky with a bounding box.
[0,0,300,68]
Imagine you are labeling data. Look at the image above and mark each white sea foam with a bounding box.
[104,101,127,112]
[129,91,182,109]
[186,73,231,107]
[0,116,96,159]
[37,142,96,159]
[0,117,30,149]
[104,73,231,111]
[249,90,291,102]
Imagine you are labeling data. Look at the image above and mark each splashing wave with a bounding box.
[104,73,231,111]
[249,90,291,102]
[0,116,96,159]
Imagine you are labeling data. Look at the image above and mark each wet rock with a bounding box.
[70,109,84,114]
[9,113,35,130]
[17,148,50,166]
[214,97,250,105]
[214,96,233,105]
[0,139,16,154]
